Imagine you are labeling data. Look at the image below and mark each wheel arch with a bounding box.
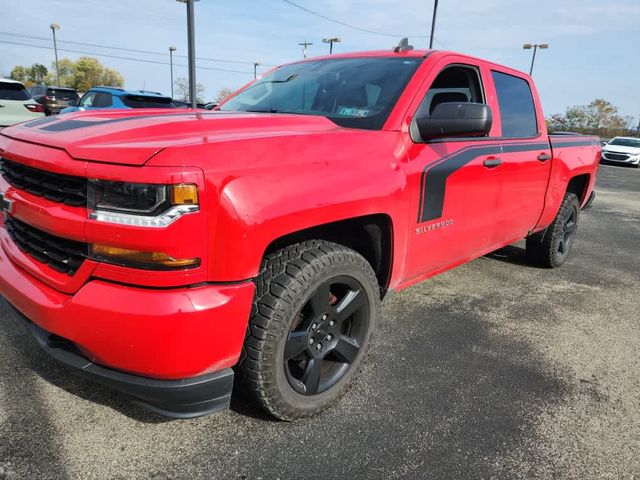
[566,173,591,204]
[264,214,394,297]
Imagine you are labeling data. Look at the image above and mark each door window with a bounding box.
[79,92,97,107]
[411,65,485,142]
[92,92,113,108]
[491,71,538,138]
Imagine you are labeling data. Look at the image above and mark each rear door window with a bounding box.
[121,95,174,108]
[0,82,30,101]
[47,88,79,100]
[491,71,538,138]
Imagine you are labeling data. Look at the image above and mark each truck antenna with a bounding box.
[393,38,414,53]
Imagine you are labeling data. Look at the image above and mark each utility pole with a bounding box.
[429,0,438,49]
[253,62,261,80]
[169,46,176,98]
[523,43,549,76]
[322,37,341,54]
[298,40,313,58]
[177,0,199,108]
[50,23,60,85]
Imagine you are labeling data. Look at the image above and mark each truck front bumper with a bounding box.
[0,243,255,417]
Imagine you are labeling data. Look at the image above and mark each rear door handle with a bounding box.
[538,153,552,162]
[483,158,502,168]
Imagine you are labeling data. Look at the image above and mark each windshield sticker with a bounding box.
[338,107,370,118]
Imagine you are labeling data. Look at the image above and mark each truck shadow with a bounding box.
[484,244,530,267]
[0,303,70,479]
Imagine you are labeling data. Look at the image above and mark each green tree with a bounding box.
[41,57,124,90]
[28,63,48,83]
[547,99,631,136]
[9,65,28,83]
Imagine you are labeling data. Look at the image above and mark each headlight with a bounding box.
[88,180,199,227]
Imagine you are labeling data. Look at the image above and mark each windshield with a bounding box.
[220,57,423,130]
[608,137,640,148]
[0,82,30,101]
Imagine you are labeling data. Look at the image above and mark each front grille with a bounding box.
[604,152,629,161]
[5,217,87,275]
[0,158,87,207]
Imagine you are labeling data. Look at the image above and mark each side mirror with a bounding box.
[69,100,78,106]
[415,102,492,140]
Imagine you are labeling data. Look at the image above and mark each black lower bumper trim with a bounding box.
[7,302,233,418]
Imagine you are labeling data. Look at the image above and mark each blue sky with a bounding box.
[2,0,639,124]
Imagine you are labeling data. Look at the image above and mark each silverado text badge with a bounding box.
[0,192,14,215]
[415,219,454,235]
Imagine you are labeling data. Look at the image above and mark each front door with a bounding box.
[403,61,503,282]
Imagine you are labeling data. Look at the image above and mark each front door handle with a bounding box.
[483,158,502,168]
[538,153,552,162]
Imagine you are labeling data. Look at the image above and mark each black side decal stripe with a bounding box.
[418,141,549,224]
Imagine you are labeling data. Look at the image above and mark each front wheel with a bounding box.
[526,192,580,268]
[238,240,379,421]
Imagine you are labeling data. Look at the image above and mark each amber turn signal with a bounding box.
[91,244,200,270]
[170,184,199,205]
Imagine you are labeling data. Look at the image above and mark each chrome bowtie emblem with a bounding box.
[0,192,14,215]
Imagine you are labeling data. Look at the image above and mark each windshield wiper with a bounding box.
[243,108,304,114]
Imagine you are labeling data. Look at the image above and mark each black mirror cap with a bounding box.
[416,102,492,140]
[68,100,78,107]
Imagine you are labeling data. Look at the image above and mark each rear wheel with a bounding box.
[526,192,580,268]
[238,240,379,421]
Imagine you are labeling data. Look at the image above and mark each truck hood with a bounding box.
[0,109,341,165]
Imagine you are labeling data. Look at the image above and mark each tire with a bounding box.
[237,240,380,421]
[526,192,580,268]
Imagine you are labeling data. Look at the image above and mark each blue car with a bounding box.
[60,86,175,114]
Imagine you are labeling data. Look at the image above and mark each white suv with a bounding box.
[601,136,640,167]
[0,79,45,128]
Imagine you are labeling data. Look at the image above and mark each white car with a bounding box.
[601,136,640,167]
[0,78,45,128]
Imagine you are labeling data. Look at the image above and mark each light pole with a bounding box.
[523,43,549,76]
[253,62,261,80]
[429,0,439,49]
[50,23,60,85]
[298,40,313,58]
[177,0,199,108]
[322,37,341,54]
[169,46,176,98]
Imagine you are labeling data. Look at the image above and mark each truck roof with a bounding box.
[288,49,532,81]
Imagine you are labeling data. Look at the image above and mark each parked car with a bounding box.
[0,79,45,127]
[0,47,600,421]
[29,85,79,115]
[600,136,640,167]
[61,86,175,113]
[170,99,208,109]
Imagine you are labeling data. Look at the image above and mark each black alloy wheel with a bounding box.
[284,276,370,396]
[238,240,379,420]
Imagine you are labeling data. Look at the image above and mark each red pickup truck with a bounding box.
[0,47,599,420]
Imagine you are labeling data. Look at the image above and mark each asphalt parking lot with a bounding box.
[0,164,638,480]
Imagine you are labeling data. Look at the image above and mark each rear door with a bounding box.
[490,70,552,244]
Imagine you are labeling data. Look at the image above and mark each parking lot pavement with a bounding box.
[0,164,638,480]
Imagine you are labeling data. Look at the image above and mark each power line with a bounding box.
[280,0,429,38]
[0,39,253,75]
[0,31,277,67]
